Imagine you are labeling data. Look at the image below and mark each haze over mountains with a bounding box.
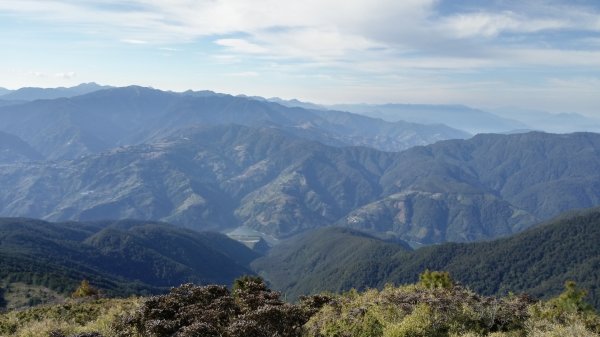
[491,107,600,134]
[0,85,468,161]
[273,98,600,134]
[322,103,528,134]
[3,83,599,138]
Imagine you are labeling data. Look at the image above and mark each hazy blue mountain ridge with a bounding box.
[267,97,600,135]
[0,82,111,101]
[0,86,469,161]
[491,107,600,134]
[0,126,599,245]
[328,103,528,134]
[0,125,392,236]
[0,87,11,96]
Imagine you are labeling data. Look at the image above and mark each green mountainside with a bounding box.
[0,218,258,308]
[1,207,599,319]
[252,227,411,297]
[254,207,600,308]
[340,131,600,244]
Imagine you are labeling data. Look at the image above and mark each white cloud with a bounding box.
[502,48,600,67]
[546,77,600,90]
[441,11,568,38]
[215,39,267,54]
[121,39,148,44]
[27,70,47,78]
[225,71,260,77]
[54,71,76,79]
[2,0,600,115]
[2,0,599,66]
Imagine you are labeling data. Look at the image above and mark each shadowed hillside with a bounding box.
[0,218,258,308]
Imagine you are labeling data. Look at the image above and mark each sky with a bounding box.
[1,0,600,115]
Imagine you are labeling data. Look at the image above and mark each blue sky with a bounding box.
[1,0,599,115]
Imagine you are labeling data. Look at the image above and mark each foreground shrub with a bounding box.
[2,273,598,337]
[115,276,323,337]
[0,298,140,337]
[529,281,600,335]
[71,280,100,299]
[419,270,454,290]
[305,284,536,337]
[305,277,600,337]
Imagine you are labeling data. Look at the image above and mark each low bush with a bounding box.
[1,273,597,337]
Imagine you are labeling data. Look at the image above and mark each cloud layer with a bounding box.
[1,0,599,113]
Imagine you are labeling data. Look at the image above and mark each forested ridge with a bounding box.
[0,218,258,308]
[254,207,600,308]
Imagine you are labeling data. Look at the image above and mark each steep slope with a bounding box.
[252,227,410,297]
[254,207,600,307]
[0,125,392,236]
[0,131,43,163]
[339,132,600,244]
[0,86,468,160]
[1,127,600,243]
[0,218,258,298]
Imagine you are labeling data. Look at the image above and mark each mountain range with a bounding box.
[1,124,600,245]
[4,84,598,139]
[271,97,600,135]
[0,86,468,161]
[491,107,600,134]
[327,103,528,134]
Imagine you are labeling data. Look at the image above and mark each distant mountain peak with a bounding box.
[0,83,112,101]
